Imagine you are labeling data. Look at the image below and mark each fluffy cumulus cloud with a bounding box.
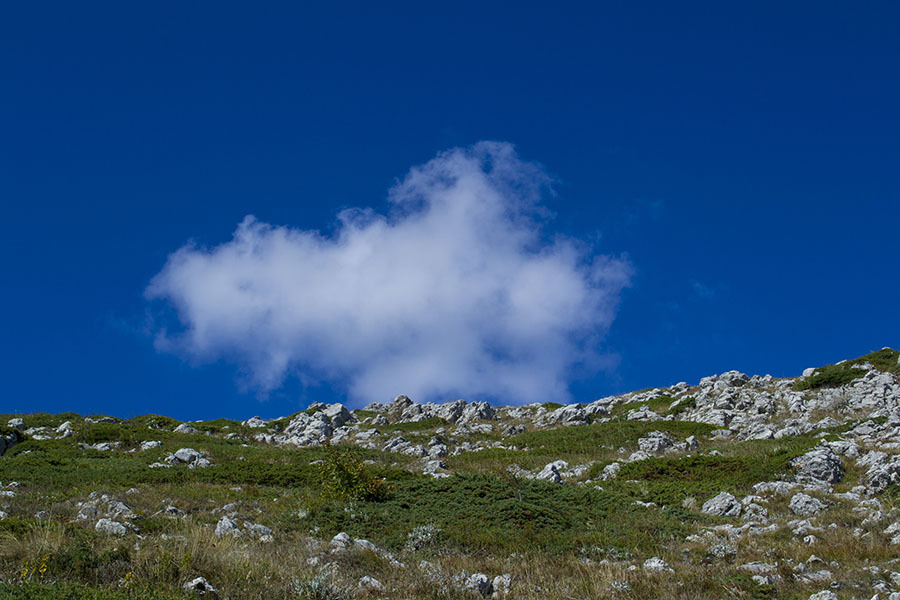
[146,142,631,405]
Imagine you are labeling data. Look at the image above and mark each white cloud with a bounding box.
[146,142,631,405]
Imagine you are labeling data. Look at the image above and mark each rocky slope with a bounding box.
[1,348,900,599]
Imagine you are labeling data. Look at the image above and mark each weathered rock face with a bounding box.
[792,447,845,485]
[538,405,589,427]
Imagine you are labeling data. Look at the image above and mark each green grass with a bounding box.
[304,472,701,555]
[2,402,899,600]
[510,419,714,454]
[1,424,25,440]
[611,395,678,417]
[0,583,182,600]
[127,415,181,430]
[613,452,793,506]
[794,363,867,391]
[448,420,715,475]
[850,347,900,374]
[1,413,82,429]
[794,348,899,391]
[0,427,401,493]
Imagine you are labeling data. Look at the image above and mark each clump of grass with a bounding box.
[669,396,697,415]
[611,395,679,417]
[794,348,899,391]
[794,363,867,391]
[128,415,181,430]
[849,347,900,374]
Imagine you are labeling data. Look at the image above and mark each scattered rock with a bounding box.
[464,573,494,596]
[215,516,241,538]
[790,493,828,516]
[174,423,200,434]
[95,518,126,536]
[535,460,567,483]
[807,591,837,600]
[358,575,385,592]
[183,576,217,596]
[491,574,511,597]
[638,431,676,453]
[643,557,673,573]
[702,492,742,517]
[792,446,845,485]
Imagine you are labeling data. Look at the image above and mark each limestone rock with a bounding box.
[358,576,385,592]
[95,518,126,536]
[702,492,742,517]
[464,573,493,597]
[183,577,217,596]
[643,557,673,573]
[215,516,241,538]
[792,446,844,484]
[790,493,827,516]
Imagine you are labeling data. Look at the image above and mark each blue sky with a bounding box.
[2,2,898,420]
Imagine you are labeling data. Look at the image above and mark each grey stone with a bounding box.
[638,431,676,453]
[95,518,126,536]
[173,423,200,434]
[792,446,844,484]
[358,576,385,592]
[535,461,567,484]
[215,516,241,538]
[642,557,673,573]
[807,591,837,600]
[702,492,742,517]
[790,493,827,516]
[464,573,493,596]
[183,576,217,596]
[491,574,511,597]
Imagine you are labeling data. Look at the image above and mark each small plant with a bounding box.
[293,575,348,600]
[19,553,51,584]
[318,444,393,502]
[405,523,440,551]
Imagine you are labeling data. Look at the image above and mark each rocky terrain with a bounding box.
[2,348,900,599]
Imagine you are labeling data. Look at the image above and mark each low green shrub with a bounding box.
[318,445,393,502]
[794,363,867,391]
